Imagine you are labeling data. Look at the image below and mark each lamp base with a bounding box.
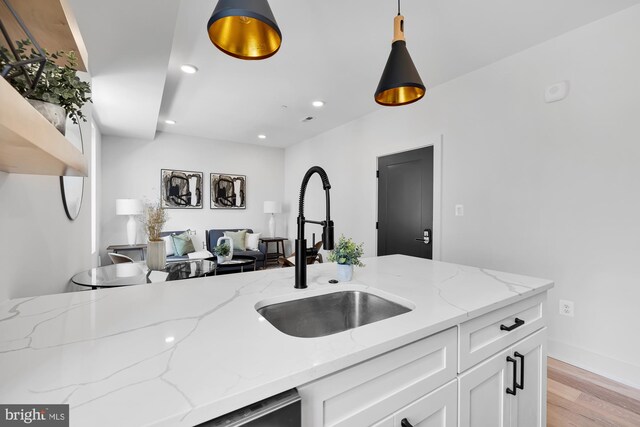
[126,215,137,245]
[269,214,276,238]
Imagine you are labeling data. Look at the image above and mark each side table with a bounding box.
[106,243,147,260]
[259,237,287,268]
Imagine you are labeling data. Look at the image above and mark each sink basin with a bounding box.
[256,291,412,338]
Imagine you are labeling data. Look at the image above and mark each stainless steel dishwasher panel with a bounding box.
[198,389,301,427]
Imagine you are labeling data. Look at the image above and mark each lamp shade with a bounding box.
[263,201,281,214]
[207,0,282,60]
[375,15,426,106]
[116,199,143,216]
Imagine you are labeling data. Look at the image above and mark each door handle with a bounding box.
[400,418,414,427]
[506,356,517,395]
[500,318,525,331]
[515,352,524,390]
[414,228,431,244]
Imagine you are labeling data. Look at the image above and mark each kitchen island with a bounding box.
[0,255,553,426]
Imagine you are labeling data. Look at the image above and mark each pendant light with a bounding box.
[375,0,426,106]
[207,0,282,60]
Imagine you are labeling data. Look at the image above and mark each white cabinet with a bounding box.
[298,327,457,426]
[393,380,457,427]
[369,380,457,427]
[458,328,547,427]
[299,292,548,427]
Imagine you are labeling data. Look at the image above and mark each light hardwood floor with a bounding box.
[547,357,640,426]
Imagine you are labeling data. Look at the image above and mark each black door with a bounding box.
[377,146,434,259]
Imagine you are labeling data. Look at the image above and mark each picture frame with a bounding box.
[161,169,203,209]
[210,173,246,209]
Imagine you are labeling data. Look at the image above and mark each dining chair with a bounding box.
[108,253,134,264]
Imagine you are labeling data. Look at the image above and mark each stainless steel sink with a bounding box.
[256,291,412,338]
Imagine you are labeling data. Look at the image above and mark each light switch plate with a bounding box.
[455,205,464,216]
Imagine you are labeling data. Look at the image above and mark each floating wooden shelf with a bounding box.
[0,78,87,176]
[0,0,88,71]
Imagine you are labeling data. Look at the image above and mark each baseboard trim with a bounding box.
[548,339,640,389]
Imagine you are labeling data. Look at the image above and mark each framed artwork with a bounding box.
[161,169,203,209]
[210,173,246,209]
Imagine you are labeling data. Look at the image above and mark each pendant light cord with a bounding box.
[397,0,401,15]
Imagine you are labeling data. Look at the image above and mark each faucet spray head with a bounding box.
[323,221,335,250]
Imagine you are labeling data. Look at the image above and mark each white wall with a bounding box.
[0,111,99,301]
[284,6,640,387]
[100,132,285,261]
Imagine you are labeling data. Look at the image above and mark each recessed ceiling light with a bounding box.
[312,100,325,108]
[258,134,267,139]
[164,120,176,125]
[180,64,198,74]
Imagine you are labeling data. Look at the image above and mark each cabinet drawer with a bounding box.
[458,293,546,372]
[299,327,457,427]
[394,379,457,427]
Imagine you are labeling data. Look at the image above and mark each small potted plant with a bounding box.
[328,235,364,282]
[141,201,168,270]
[213,242,231,264]
[0,39,91,134]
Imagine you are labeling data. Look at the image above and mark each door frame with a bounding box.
[375,135,443,261]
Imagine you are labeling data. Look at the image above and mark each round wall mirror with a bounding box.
[60,120,85,220]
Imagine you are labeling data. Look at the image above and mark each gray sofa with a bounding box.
[205,228,266,268]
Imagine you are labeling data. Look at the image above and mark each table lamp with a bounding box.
[116,199,143,245]
[263,201,281,238]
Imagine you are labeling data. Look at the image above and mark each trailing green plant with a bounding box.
[213,243,230,257]
[141,202,168,241]
[328,235,365,267]
[0,39,91,124]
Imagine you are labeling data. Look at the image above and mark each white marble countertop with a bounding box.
[0,255,553,426]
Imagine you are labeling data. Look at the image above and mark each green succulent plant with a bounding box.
[0,39,92,124]
[328,235,365,267]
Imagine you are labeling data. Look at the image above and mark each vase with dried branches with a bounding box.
[141,201,168,270]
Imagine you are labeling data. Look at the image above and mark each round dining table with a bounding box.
[71,260,216,289]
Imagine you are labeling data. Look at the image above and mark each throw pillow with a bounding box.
[171,232,196,256]
[245,232,261,251]
[161,235,175,256]
[224,230,247,251]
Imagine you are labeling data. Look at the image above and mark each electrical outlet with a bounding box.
[455,204,464,216]
[559,299,574,317]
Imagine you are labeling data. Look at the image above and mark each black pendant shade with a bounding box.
[207,0,282,60]
[375,14,426,106]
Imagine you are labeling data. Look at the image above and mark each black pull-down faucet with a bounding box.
[295,166,334,289]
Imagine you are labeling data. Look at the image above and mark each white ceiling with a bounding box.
[70,0,640,147]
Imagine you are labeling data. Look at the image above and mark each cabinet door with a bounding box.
[458,347,511,427]
[510,328,547,427]
[395,379,457,427]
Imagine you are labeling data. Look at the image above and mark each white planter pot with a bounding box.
[28,99,66,134]
[147,240,166,271]
[337,263,354,282]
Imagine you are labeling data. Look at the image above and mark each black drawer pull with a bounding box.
[401,418,414,427]
[515,352,525,390]
[506,356,517,395]
[500,318,525,331]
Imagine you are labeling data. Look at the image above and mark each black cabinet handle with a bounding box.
[515,352,525,390]
[401,419,414,427]
[500,318,525,332]
[506,356,517,395]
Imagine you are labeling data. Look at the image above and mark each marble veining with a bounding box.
[0,255,553,426]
